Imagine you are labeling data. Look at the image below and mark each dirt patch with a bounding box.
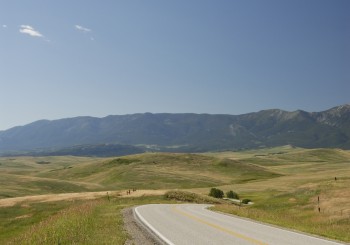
[14,214,32,220]
[0,191,115,207]
[120,189,167,198]
[0,189,168,207]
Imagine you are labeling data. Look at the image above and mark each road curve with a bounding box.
[134,204,344,245]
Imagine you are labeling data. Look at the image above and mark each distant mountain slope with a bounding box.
[1,144,145,157]
[0,105,349,153]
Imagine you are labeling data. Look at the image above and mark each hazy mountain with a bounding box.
[1,144,145,157]
[0,105,349,153]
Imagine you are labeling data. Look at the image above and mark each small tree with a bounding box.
[209,188,224,198]
[242,199,251,204]
[226,190,239,199]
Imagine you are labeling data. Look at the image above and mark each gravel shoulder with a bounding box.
[122,207,164,245]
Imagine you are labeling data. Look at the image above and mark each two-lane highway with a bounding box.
[135,204,344,245]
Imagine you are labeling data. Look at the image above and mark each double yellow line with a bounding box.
[171,205,268,245]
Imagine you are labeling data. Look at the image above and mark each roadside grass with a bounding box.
[165,190,228,204]
[2,189,349,244]
[0,201,74,243]
[212,191,350,242]
[0,191,230,245]
[9,201,103,245]
[2,195,172,245]
[200,147,350,242]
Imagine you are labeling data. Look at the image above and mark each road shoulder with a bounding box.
[122,207,164,245]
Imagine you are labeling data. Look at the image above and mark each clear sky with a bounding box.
[1,0,349,130]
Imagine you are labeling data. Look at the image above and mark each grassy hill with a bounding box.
[0,153,281,198]
[0,147,349,243]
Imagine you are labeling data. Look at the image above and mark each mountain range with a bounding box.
[0,104,349,155]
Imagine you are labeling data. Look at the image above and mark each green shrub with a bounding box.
[165,190,225,204]
[226,190,239,199]
[242,198,251,204]
[208,188,224,199]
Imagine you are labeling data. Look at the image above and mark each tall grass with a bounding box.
[7,200,127,245]
[212,189,350,242]
[9,201,98,244]
[2,195,173,245]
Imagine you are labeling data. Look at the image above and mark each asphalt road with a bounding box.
[135,204,344,245]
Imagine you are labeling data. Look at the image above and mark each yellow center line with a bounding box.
[172,206,268,245]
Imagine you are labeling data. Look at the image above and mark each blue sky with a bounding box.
[1,0,349,130]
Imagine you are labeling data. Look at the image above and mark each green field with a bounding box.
[0,146,349,243]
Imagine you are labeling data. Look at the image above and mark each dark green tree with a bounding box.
[226,190,239,199]
[242,199,251,204]
[209,188,224,198]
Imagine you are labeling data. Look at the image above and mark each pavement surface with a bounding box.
[135,204,344,245]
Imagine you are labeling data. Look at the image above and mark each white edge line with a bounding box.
[134,206,175,245]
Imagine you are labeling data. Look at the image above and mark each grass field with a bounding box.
[0,153,280,198]
[204,146,350,242]
[0,146,349,243]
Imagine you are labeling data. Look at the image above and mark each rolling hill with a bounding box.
[0,104,349,154]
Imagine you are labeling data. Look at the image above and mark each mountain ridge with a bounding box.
[0,104,349,153]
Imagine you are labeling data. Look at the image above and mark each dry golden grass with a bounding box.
[205,148,350,242]
[0,189,169,207]
[1,147,349,242]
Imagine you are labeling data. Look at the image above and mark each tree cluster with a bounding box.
[208,188,241,200]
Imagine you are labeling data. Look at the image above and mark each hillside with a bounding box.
[1,148,350,243]
[0,104,349,153]
[0,153,281,198]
